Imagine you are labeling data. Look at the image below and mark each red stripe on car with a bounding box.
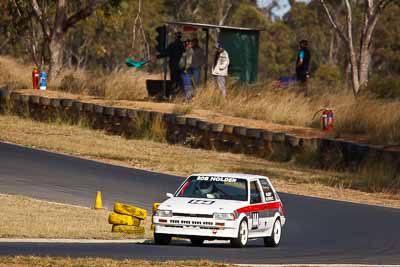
[236,201,282,213]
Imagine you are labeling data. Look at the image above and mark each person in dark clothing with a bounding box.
[296,39,311,96]
[157,32,185,94]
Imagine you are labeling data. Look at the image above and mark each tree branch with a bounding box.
[30,0,51,39]
[219,3,232,26]
[319,0,348,42]
[63,0,105,32]
[377,0,394,10]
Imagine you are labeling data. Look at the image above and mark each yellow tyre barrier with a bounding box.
[114,202,147,220]
[108,213,140,226]
[112,225,145,235]
[152,202,160,214]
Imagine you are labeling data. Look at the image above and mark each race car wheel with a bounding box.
[154,233,171,245]
[264,219,281,247]
[190,237,205,246]
[230,219,249,248]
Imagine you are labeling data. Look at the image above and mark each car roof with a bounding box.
[190,173,268,181]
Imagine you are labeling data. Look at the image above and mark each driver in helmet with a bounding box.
[196,180,220,199]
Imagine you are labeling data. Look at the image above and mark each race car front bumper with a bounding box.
[153,216,239,239]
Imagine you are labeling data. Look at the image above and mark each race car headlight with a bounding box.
[213,212,235,221]
[155,209,173,217]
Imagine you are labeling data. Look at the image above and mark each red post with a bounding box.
[32,68,39,90]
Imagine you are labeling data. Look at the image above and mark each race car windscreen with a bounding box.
[176,176,248,201]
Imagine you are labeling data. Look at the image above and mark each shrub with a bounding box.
[367,75,400,99]
[314,63,342,86]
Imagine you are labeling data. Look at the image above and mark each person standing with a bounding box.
[180,40,194,101]
[191,38,206,88]
[212,42,230,97]
[296,39,311,96]
[157,32,185,94]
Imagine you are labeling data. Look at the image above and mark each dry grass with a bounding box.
[0,56,32,90]
[129,112,166,142]
[51,67,160,101]
[0,114,399,208]
[2,56,399,145]
[0,194,151,239]
[0,257,234,267]
[190,86,400,145]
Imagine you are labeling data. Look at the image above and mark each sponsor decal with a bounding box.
[265,192,275,202]
[252,212,259,229]
[236,202,282,214]
[196,176,237,183]
[188,199,215,205]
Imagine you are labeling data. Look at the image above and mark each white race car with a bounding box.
[153,173,286,248]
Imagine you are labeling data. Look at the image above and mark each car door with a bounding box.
[258,178,279,231]
[249,180,264,231]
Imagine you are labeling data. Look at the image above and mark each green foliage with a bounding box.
[0,0,398,87]
[367,75,400,99]
[314,64,342,86]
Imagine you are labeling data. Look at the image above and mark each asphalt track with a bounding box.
[1,141,400,265]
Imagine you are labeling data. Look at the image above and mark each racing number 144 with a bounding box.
[252,212,259,229]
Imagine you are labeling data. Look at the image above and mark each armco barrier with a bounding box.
[0,89,399,172]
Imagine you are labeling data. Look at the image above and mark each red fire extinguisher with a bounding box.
[313,108,334,131]
[32,68,39,90]
[322,108,334,131]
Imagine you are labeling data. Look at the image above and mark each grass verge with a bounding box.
[0,256,233,267]
[0,194,151,239]
[0,114,399,209]
[2,55,400,145]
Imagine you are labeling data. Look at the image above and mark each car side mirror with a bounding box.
[166,193,174,198]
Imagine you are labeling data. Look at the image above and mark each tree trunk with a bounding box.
[358,45,370,89]
[48,33,64,79]
[319,0,391,96]
[348,48,360,96]
[344,62,351,90]
[328,30,335,64]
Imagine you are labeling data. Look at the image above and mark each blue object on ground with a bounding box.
[39,71,47,90]
[125,58,149,69]
[277,76,297,87]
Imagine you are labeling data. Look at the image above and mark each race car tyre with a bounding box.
[230,219,249,248]
[190,237,205,246]
[154,233,171,245]
[111,225,145,235]
[114,202,147,220]
[264,219,281,247]
[108,213,141,226]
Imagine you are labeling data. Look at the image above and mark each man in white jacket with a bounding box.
[212,42,230,97]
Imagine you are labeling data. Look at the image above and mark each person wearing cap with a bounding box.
[157,32,185,94]
[212,42,230,97]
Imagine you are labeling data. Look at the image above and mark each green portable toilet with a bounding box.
[220,29,260,84]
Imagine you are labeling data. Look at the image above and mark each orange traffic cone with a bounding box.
[94,191,103,210]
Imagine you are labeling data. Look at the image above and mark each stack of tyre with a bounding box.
[151,202,160,230]
[108,202,147,235]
